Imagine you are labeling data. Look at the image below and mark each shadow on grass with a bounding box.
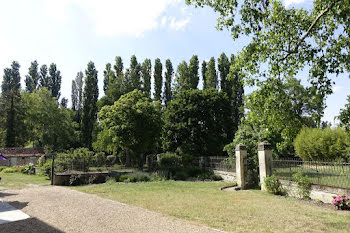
[0,217,63,233]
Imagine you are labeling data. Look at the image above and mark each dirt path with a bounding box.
[0,186,224,233]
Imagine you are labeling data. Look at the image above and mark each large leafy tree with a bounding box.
[162,88,232,157]
[153,58,163,101]
[205,57,217,89]
[141,58,152,97]
[23,88,76,150]
[164,59,174,106]
[25,60,40,93]
[187,0,350,95]
[188,55,199,89]
[0,61,26,147]
[97,90,162,168]
[48,63,62,99]
[81,62,99,149]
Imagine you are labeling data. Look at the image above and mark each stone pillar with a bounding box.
[258,141,273,191]
[235,144,247,190]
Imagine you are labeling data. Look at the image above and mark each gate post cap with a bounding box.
[258,141,272,151]
[235,144,246,151]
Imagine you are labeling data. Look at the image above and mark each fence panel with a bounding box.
[272,158,350,189]
[195,156,236,172]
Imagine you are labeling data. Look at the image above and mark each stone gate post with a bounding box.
[258,141,273,191]
[235,144,247,190]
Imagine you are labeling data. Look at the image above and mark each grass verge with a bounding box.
[72,181,350,233]
[0,173,50,189]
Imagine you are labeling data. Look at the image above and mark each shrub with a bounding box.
[88,174,106,184]
[106,155,117,166]
[69,174,83,186]
[264,175,285,195]
[93,152,106,167]
[116,173,151,183]
[21,164,35,175]
[332,194,350,210]
[158,152,182,178]
[105,176,116,185]
[294,127,350,161]
[118,174,129,182]
[0,167,5,172]
[40,159,52,177]
[1,167,17,173]
[173,170,189,180]
[293,172,312,199]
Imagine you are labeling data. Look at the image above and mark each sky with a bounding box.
[0,0,348,125]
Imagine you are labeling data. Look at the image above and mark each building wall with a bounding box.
[0,157,40,167]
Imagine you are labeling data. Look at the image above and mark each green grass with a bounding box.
[72,181,350,233]
[0,173,50,189]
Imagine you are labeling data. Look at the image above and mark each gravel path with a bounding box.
[0,186,225,233]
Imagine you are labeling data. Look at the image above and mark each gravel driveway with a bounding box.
[0,186,225,233]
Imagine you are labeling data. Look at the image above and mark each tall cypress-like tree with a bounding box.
[188,55,199,89]
[129,55,141,91]
[81,62,99,149]
[103,63,115,93]
[25,60,40,93]
[48,63,62,99]
[175,61,190,93]
[153,58,163,101]
[231,54,244,132]
[163,59,173,106]
[71,71,84,123]
[205,57,217,89]
[218,53,232,95]
[201,61,208,89]
[39,64,49,88]
[141,58,152,97]
[0,61,25,147]
[114,56,123,78]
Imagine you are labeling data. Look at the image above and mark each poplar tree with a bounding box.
[205,57,217,89]
[163,59,173,106]
[0,61,26,147]
[129,55,141,91]
[141,59,152,97]
[218,53,231,95]
[39,65,49,88]
[81,62,99,149]
[103,63,115,93]
[188,55,199,89]
[153,58,163,101]
[114,56,123,78]
[71,71,84,123]
[48,63,62,99]
[175,61,190,93]
[25,60,40,93]
[201,61,207,89]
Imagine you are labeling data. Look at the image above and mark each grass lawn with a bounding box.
[0,173,51,189]
[72,181,350,233]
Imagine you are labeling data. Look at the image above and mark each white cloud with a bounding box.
[42,0,188,37]
[332,85,344,93]
[284,0,305,8]
[169,17,191,31]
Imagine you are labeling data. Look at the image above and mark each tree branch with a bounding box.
[281,0,339,61]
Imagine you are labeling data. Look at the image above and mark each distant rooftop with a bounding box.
[0,148,45,157]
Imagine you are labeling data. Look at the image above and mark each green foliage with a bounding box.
[205,57,217,89]
[69,174,83,186]
[88,174,106,184]
[264,175,285,195]
[1,167,18,173]
[129,55,141,91]
[188,55,199,89]
[201,61,207,89]
[25,60,40,93]
[93,152,106,167]
[1,61,26,147]
[163,59,173,106]
[186,0,349,97]
[153,58,163,101]
[163,89,232,157]
[141,58,152,97]
[81,61,99,149]
[338,96,350,132]
[294,127,350,161]
[98,90,162,168]
[293,172,312,199]
[20,164,35,175]
[48,63,62,99]
[40,159,52,177]
[115,173,152,183]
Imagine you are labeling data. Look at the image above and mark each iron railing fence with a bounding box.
[194,156,236,172]
[272,158,350,189]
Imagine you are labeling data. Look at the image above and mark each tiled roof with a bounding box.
[0,148,45,157]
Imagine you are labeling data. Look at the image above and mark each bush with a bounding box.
[1,167,18,173]
[294,127,350,161]
[20,164,35,175]
[93,152,106,167]
[158,152,182,178]
[264,175,285,195]
[40,159,52,177]
[116,173,151,183]
[0,167,5,172]
[293,172,312,199]
[69,174,83,186]
[332,194,350,210]
[88,174,106,184]
[105,176,116,184]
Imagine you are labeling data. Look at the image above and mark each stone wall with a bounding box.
[213,170,236,182]
[280,180,350,203]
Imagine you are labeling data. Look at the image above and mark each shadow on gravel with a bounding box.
[0,218,63,233]
[0,192,16,198]
[5,201,28,210]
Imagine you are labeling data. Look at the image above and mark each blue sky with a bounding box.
[0,0,348,124]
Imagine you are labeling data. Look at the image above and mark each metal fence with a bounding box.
[195,156,236,172]
[272,158,350,189]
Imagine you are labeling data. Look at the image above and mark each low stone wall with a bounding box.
[213,170,236,182]
[280,180,350,203]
